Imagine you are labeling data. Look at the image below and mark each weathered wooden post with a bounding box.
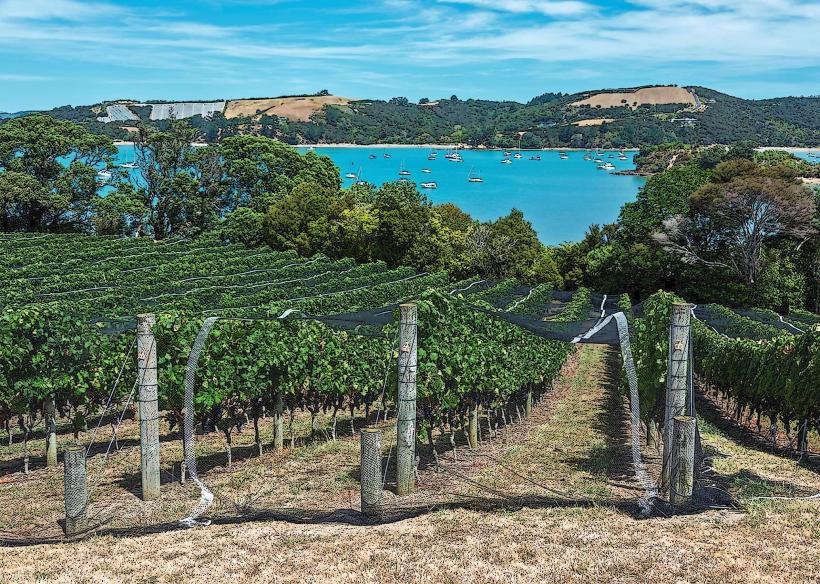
[396,303,417,496]
[63,445,87,536]
[663,303,692,494]
[273,390,284,451]
[524,384,533,417]
[360,428,383,518]
[468,404,479,449]
[45,395,57,467]
[136,313,160,501]
[670,415,696,505]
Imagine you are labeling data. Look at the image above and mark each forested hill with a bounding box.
[7,85,820,148]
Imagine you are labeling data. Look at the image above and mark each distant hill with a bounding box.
[6,86,819,148]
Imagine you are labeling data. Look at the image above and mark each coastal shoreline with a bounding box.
[111,140,818,152]
[295,143,641,151]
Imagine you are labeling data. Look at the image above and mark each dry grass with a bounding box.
[571,87,696,110]
[224,96,351,121]
[2,345,819,583]
[572,118,616,127]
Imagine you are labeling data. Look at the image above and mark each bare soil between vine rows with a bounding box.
[1,345,819,583]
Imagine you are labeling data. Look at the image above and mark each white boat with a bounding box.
[345,172,357,179]
[529,155,542,161]
[96,169,113,182]
[398,161,411,176]
[501,159,512,164]
[119,150,138,169]
[618,154,628,161]
[594,158,604,163]
[514,153,522,159]
[468,167,483,183]
[598,162,616,170]
[420,181,438,189]
[383,152,392,159]
[421,168,432,173]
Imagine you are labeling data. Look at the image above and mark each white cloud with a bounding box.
[0,0,121,20]
[438,0,591,16]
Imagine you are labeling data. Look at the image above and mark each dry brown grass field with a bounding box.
[224,96,351,121]
[1,345,819,583]
[570,87,696,109]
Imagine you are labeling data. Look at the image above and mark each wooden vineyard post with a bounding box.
[45,395,57,467]
[670,416,696,505]
[525,385,533,417]
[468,404,479,449]
[663,303,692,495]
[136,313,161,501]
[63,445,87,536]
[273,390,284,452]
[396,303,417,496]
[360,428,383,518]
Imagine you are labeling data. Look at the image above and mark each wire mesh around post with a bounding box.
[360,428,383,519]
[63,445,88,536]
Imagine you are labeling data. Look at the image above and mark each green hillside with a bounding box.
[6,86,820,147]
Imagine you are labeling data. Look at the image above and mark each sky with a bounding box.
[1,0,819,112]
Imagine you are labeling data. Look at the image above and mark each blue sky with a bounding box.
[1,0,819,111]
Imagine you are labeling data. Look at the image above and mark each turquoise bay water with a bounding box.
[298,147,644,244]
[113,145,645,244]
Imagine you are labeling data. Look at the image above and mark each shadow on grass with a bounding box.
[695,386,820,474]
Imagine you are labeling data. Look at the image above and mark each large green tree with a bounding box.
[132,120,226,239]
[0,114,115,231]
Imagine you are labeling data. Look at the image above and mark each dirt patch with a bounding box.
[571,86,696,110]
[224,96,351,121]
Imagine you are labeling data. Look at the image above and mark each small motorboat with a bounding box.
[420,181,438,189]
[345,172,357,179]
[369,154,377,159]
[513,152,522,159]
[421,168,432,173]
[503,151,512,157]
[529,155,541,161]
[383,153,392,158]
[96,169,113,182]
[501,159,512,164]
[560,153,569,160]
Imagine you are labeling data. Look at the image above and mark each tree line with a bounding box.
[0,114,563,286]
